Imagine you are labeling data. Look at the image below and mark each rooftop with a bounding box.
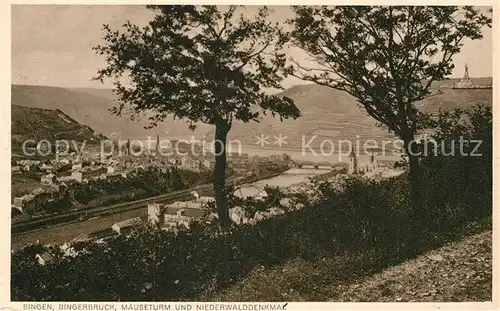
[113,217,142,229]
[164,206,204,218]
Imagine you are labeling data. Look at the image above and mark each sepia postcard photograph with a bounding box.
[2,2,496,308]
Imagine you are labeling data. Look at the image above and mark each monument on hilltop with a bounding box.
[453,64,492,89]
[454,64,474,89]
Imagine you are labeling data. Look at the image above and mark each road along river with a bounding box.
[11,168,326,251]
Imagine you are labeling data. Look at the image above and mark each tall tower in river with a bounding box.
[348,148,357,175]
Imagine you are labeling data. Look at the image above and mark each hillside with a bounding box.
[414,88,492,114]
[202,230,492,302]
[12,80,492,154]
[209,81,492,153]
[333,230,492,302]
[11,85,209,140]
[430,77,492,89]
[211,84,396,153]
[11,105,103,153]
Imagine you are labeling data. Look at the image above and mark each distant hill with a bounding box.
[12,80,492,154]
[209,84,393,153]
[431,77,492,89]
[70,87,118,101]
[11,85,210,140]
[210,80,492,152]
[414,87,492,115]
[11,105,101,154]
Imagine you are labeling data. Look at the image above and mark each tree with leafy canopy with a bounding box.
[287,6,491,228]
[94,5,300,226]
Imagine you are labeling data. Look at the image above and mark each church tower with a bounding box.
[369,151,375,165]
[348,148,357,174]
[156,134,160,157]
[368,150,378,171]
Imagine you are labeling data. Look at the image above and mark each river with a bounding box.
[136,140,402,164]
[234,168,324,198]
[240,146,401,165]
[11,168,327,251]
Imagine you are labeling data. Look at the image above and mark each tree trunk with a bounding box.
[213,122,231,227]
[407,153,420,211]
[404,138,424,232]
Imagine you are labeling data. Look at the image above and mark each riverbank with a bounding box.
[11,162,492,301]
[241,146,402,165]
[12,168,320,250]
[12,166,291,234]
[12,180,221,234]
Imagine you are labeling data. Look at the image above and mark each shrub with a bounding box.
[419,104,492,233]
[11,106,492,301]
[11,174,414,301]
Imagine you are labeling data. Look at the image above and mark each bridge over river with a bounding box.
[296,164,339,170]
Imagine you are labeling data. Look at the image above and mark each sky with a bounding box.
[11,5,493,90]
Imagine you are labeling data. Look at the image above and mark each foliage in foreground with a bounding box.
[93,5,300,225]
[11,105,492,301]
[287,6,492,236]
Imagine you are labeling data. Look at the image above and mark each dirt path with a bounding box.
[332,231,492,302]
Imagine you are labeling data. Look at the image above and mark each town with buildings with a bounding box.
[11,137,297,218]
[10,5,493,303]
[24,146,402,266]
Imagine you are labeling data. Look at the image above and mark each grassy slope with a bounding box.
[333,230,492,302]
[201,224,491,302]
[11,105,101,154]
[11,105,101,198]
[12,105,97,140]
[12,84,210,140]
